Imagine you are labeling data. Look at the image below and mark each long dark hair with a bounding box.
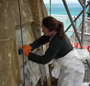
[42,16,66,39]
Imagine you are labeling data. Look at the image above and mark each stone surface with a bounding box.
[0,0,20,86]
[0,0,48,86]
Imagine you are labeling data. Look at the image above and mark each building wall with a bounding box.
[0,0,48,86]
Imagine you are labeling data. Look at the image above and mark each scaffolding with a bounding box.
[49,0,89,48]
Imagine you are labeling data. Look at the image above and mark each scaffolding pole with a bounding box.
[65,3,89,32]
[49,0,51,16]
[81,0,86,46]
[62,0,83,48]
[78,0,85,8]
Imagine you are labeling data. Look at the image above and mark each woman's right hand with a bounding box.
[20,44,32,57]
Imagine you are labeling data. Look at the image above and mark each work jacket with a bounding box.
[28,34,73,64]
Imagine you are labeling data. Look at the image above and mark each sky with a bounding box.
[43,0,88,4]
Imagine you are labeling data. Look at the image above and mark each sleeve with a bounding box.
[28,41,60,64]
[30,35,50,50]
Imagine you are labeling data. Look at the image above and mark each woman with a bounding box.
[20,16,85,86]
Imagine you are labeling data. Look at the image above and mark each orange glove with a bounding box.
[20,44,32,57]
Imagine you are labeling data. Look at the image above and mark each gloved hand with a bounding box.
[20,44,32,57]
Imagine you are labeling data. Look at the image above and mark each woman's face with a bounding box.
[42,25,55,36]
[42,25,50,36]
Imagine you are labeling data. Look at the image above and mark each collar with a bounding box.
[49,32,57,41]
